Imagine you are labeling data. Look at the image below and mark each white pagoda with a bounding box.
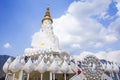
[3,7,120,80]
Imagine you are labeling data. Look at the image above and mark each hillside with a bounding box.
[0,55,10,79]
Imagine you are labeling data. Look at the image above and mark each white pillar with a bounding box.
[64,73,66,80]
[13,73,15,80]
[27,73,29,80]
[53,73,55,80]
[5,74,8,80]
[41,73,43,80]
[18,70,23,80]
[50,72,52,80]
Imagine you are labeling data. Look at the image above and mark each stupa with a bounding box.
[3,7,120,80]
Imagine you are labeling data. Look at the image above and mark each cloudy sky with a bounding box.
[0,0,120,64]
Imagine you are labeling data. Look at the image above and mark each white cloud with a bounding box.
[29,0,120,65]
[98,12,111,20]
[73,50,120,65]
[94,42,103,48]
[3,43,11,48]
[53,0,119,52]
[109,18,120,38]
[104,35,118,43]
[116,0,120,15]
[67,0,111,17]
[71,43,81,49]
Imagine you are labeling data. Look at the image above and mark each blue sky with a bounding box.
[0,0,74,56]
[0,0,120,63]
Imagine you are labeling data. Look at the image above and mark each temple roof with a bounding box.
[42,7,53,23]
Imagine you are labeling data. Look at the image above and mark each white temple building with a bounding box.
[3,7,120,80]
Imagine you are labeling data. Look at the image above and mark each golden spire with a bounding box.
[42,7,53,23]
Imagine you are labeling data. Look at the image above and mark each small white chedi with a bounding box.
[3,7,120,80]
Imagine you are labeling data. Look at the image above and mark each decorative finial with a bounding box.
[47,4,50,10]
[42,6,53,23]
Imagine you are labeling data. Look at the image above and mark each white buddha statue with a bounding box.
[31,7,59,50]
